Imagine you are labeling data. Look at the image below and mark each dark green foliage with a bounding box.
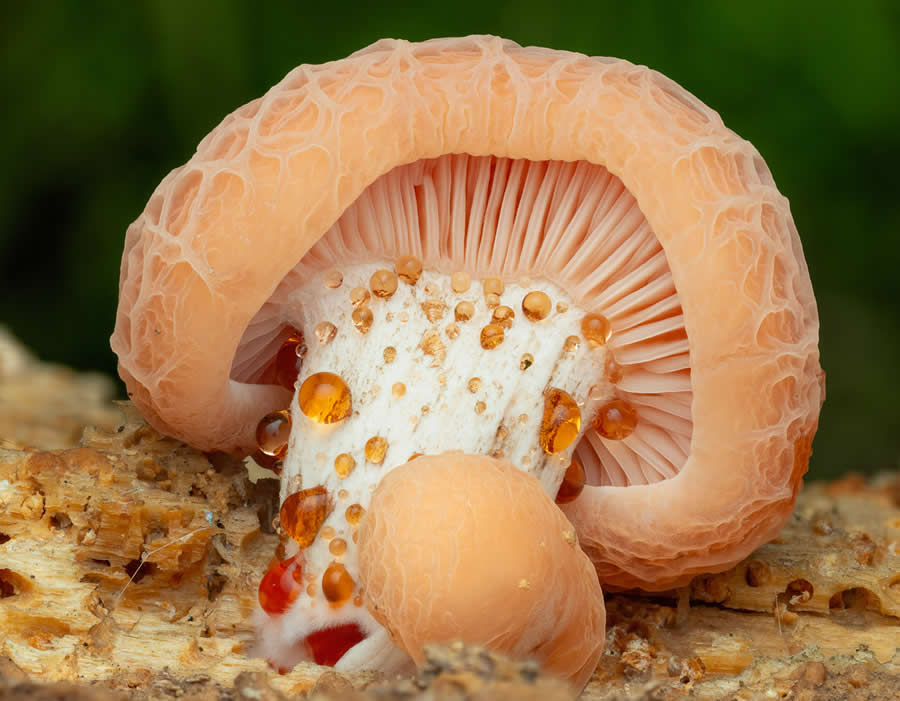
[1,1,898,478]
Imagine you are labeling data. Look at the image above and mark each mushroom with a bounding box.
[111,36,823,688]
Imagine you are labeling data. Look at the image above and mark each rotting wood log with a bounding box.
[1,328,898,700]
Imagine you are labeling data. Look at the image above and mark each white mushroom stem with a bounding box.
[257,262,616,672]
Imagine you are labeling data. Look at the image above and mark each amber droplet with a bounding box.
[337,488,349,500]
[353,595,364,607]
[483,277,504,297]
[349,286,370,307]
[352,307,374,334]
[258,556,303,615]
[315,321,337,345]
[322,562,354,606]
[581,313,612,347]
[280,486,329,548]
[395,256,423,285]
[480,324,504,350]
[392,382,406,399]
[305,623,365,667]
[520,353,534,371]
[496,425,509,440]
[365,436,388,464]
[383,346,397,363]
[324,269,343,289]
[556,301,569,314]
[563,335,580,353]
[445,323,460,339]
[370,269,398,299]
[329,538,347,556]
[474,401,486,415]
[274,330,305,390]
[539,388,581,455]
[345,504,365,527]
[334,453,355,479]
[556,457,586,504]
[491,305,515,329]
[256,410,291,458]
[320,525,335,540]
[297,372,352,424]
[252,450,283,475]
[421,299,447,322]
[485,293,501,309]
[522,291,551,321]
[594,399,638,440]
[467,377,482,393]
[306,582,316,597]
[451,271,471,293]
[519,413,529,424]
[606,355,623,384]
[454,301,475,322]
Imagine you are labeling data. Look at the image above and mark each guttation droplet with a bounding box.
[352,306,374,334]
[255,410,291,458]
[483,277,504,297]
[350,286,370,307]
[480,324,504,350]
[280,485,329,548]
[334,453,356,479]
[395,256,423,285]
[345,503,365,527]
[594,399,638,440]
[581,312,612,346]
[322,562,355,606]
[370,269,398,299]
[323,269,343,289]
[455,301,475,322]
[555,456,586,504]
[365,436,388,464]
[491,305,515,329]
[451,271,471,293]
[305,623,365,667]
[539,388,582,455]
[274,328,306,391]
[258,556,303,615]
[522,291,552,321]
[315,321,337,345]
[520,353,534,371]
[297,372,352,424]
[329,537,347,556]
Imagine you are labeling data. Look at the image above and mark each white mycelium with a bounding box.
[256,262,615,673]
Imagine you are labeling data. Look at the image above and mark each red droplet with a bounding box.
[274,329,306,391]
[305,623,366,666]
[258,556,303,615]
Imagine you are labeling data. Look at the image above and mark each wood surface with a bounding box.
[0,328,897,699]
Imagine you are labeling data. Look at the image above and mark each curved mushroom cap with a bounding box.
[357,453,605,689]
[112,36,823,588]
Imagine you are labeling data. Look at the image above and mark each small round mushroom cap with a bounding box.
[112,36,824,589]
[357,453,605,690]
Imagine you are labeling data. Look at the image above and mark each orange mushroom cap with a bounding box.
[357,453,605,690]
[112,35,823,591]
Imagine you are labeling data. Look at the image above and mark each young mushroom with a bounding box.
[111,36,824,688]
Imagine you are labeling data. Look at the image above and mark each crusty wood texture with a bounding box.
[0,330,897,699]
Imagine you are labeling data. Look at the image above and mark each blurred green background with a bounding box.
[1,2,898,480]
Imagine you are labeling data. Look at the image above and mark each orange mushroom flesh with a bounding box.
[111,37,823,684]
